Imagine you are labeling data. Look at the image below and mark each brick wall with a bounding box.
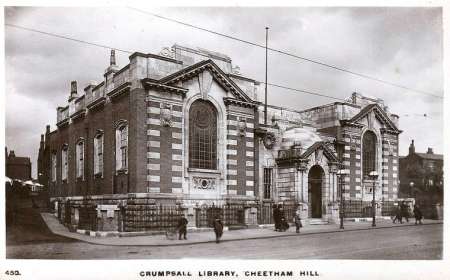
[146,91,184,194]
[226,111,255,197]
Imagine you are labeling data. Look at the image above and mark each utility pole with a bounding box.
[264,27,269,125]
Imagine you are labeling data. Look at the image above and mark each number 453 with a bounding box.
[5,270,21,276]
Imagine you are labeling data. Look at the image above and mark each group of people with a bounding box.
[392,202,423,225]
[273,205,303,233]
[176,215,224,243]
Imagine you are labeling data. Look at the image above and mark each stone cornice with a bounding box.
[380,127,403,135]
[86,96,106,111]
[106,82,131,101]
[223,97,256,108]
[339,120,365,128]
[129,52,183,64]
[141,78,188,94]
[56,118,69,129]
[70,109,86,121]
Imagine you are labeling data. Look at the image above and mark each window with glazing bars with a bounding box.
[76,141,84,178]
[94,134,103,175]
[51,153,57,182]
[263,168,273,199]
[120,126,128,169]
[61,146,68,181]
[363,131,377,177]
[189,100,217,169]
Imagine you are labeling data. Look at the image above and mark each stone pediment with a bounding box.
[345,104,401,134]
[159,59,254,103]
[276,141,339,167]
[301,141,340,163]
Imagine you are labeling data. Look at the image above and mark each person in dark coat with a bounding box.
[272,205,280,231]
[278,205,288,232]
[213,216,224,243]
[294,212,302,233]
[401,202,409,223]
[413,204,423,225]
[392,205,403,224]
[177,215,188,240]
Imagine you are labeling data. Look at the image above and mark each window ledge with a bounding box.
[188,168,221,174]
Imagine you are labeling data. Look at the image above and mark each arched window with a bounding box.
[363,131,377,177]
[76,140,84,179]
[189,100,217,169]
[94,132,104,176]
[116,123,128,171]
[61,144,68,182]
[51,152,57,182]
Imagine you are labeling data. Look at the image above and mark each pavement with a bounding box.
[40,212,443,247]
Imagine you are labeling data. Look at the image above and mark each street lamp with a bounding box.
[409,181,415,199]
[336,169,350,229]
[369,171,379,227]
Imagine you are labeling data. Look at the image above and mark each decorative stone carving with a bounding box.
[232,65,241,75]
[160,103,172,127]
[315,148,324,164]
[263,132,276,149]
[350,135,358,150]
[192,177,216,190]
[386,139,394,156]
[159,47,175,58]
[198,70,213,99]
[238,117,247,137]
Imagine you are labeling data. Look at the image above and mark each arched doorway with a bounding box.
[308,165,324,218]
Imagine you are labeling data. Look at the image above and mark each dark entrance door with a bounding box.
[308,165,324,218]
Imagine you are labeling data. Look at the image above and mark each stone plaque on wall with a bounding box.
[192,177,216,190]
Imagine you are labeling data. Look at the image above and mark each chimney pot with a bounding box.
[427,148,433,154]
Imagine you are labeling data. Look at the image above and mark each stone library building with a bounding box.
[38,45,401,233]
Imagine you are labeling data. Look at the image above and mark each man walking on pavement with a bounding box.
[413,204,423,225]
[177,215,188,240]
[213,215,224,243]
[401,201,410,223]
[273,204,280,231]
[294,211,302,233]
[393,205,403,224]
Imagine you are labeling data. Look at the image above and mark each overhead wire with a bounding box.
[127,6,443,99]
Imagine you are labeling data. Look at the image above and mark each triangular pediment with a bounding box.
[348,104,401,133]
[159,60,253,103]
[301,141,340,163]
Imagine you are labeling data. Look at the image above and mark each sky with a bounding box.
[4,6,443,178]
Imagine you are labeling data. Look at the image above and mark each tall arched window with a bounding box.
[116,123,128,171]
[94,132,104,177]
[61,144,68,182]
[363,131,377,177]
[76,139,84,179]
[189,100,217,169]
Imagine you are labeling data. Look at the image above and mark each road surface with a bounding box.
[7,223,442,260]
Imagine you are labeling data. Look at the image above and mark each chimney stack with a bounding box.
[69,81,78,101]
[427,148,433,154]
[46,125,51,134]
[9,150,15,157]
